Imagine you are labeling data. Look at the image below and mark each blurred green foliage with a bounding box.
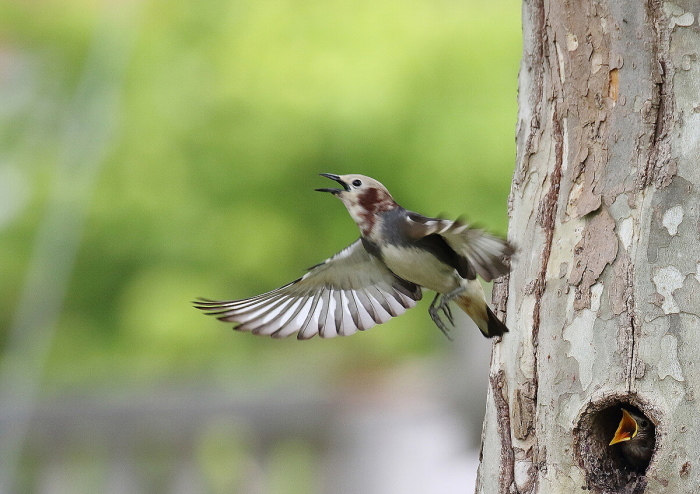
[0,0,520,393]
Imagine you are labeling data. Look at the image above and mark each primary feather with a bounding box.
[194,240,422,339]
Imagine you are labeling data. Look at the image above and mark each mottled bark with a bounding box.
[476,0,700,492]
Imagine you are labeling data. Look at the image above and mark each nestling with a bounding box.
[195,174,514,339]
[609,408,655,470]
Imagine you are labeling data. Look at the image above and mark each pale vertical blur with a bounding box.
[0,0,520,492]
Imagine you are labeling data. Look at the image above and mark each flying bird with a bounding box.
[195,174,514,340]
[609,408,655,469]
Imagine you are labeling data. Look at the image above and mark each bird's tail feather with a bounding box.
[484,305,509,337]
[454,295,509,338]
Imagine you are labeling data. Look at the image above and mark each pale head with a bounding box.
[316,173,397,235]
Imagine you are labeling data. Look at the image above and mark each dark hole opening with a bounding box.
[574,397,657,492]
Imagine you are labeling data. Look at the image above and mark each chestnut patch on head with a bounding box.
[358,188,393,214]
[356,187,395,235]
[358,187,379,212]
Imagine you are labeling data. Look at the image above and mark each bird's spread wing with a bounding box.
[404,212,514,281]
[194,240,422,339]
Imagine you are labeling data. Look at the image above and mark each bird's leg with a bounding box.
[429,293,453,340]
[433,286,468,334]
[440,286,466,307]
[441,303,454,326]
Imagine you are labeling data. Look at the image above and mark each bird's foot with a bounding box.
[429,297,452,340]
[442,303,454,326]
[428,288,465,340]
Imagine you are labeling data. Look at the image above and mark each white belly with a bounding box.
[381,245,461,294]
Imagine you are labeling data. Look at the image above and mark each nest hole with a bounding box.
[573,395,658,492]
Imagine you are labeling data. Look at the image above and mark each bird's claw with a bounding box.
[429,293,454,340]
[442,303,454,326]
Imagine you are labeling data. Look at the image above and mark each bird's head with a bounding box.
[609,407,655,470]
[316,173,397,235]
[609,408,651,445]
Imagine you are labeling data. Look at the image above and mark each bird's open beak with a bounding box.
[315,173,349,194]
[609,409,638,445]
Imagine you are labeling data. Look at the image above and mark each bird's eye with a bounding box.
[641,420,649,427]
[352,179,362,187]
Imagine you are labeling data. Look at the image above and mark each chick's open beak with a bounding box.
[609,409,639,445]
[315,173,349,194]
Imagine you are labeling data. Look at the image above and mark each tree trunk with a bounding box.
[476,0,699,492]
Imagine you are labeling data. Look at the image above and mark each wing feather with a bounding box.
[194,239,422,339]
[404,213,514,282]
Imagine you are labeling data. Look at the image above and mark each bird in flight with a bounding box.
[195,174,514,340]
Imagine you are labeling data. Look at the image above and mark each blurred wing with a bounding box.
[405,213,514,281]
[194,240,422,339]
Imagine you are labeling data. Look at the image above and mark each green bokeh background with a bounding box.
[0,0,520,489]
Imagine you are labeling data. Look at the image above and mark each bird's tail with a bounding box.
[454,294,509,338]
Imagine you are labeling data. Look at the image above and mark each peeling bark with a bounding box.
[477,0,700,492]
[490,370,516,493]
[569,208,618,310]
[639,0,675,190]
